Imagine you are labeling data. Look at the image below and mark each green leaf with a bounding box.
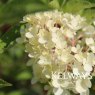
[81,7,95,23]
[0,24,21,47]
[0,0,50,24]
[49,0,60,9]
[16,71,32,80]
[0,40,6,53]
[86,0,95,3]
[0,79,12,87]
[62,0,94,13]
[40,0,50,4]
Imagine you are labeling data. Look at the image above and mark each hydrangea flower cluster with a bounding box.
[17,10,95,95]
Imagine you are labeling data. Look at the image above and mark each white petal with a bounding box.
[84,64,92,72]
[73,68,79,76]
[83,25,95,34]
[25,32,33,38]
[74,54,83,62]
[71,47,77,53]
[80,89,89,95]
[82,79,92,88]
[52,79,60,88]
[85,38,94,45]
[76,79,87,93]
[65,30,74,38]
[53,88,63,95]
[38,37,47,44]
[28,54,34,58]
[90,45,95,53]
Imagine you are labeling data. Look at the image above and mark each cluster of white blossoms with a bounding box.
[17,10,95,95]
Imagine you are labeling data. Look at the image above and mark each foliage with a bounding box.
[0,40,6,53]
[0,79,12,87]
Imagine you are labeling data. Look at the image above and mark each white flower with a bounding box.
[71,45,81,53]
[75,79,91,93]
[73,68,80,76]
[83,25,95,36]
[90,45,95,53]
[63,14,85,30]
[38,29,50,44]
[63,29,74,38]
[52,78,60,88]
[18,10,95,95]
[25,32,33,38]
[74,53,84,63]
[82,53,95,72]
[60,51,73,63]
[83,63,92,72]
[85,38,94,45]
[51,31,67,49]
[80,89,89,95]
[53,87,63,95]
[38,55,52,65]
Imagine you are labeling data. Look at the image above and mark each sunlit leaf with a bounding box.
[49,0,60,9]
[0,79,12,87]
[81,7,95,23]
[62,0,94,13]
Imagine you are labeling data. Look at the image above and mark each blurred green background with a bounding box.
[0,0,95,95]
